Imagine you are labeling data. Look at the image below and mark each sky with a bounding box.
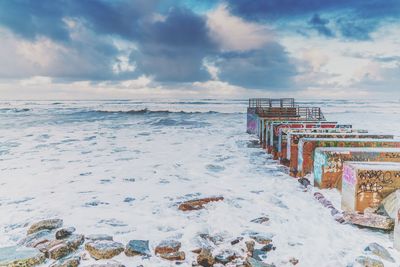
[0,0,399,100]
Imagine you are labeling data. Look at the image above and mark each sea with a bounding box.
[0,99,399,266]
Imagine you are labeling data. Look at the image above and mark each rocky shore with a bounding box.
[0,197,396,267]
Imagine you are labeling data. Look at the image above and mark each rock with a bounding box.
[214,250,237,264]
[231,237,243,245]
[252,249,267,261]
[49,255,80,267]
[159,251,185,261]
[343,212,394,230]
[47,242,71,260]
[36,235,82,260]
[18,230,53,248]
[245,240,255,255]
[178,197,224,211]
[191,248,202,254]
[289,258,299,265]
[155,240,181,254]
[298,178,311,188]
[124,240,151,257]
[85,240,124,260]
[197,248,214,267]
[86,234,113,241]
[27,219,63,235]
[249,233,273,245]
[0,246,45,267]
[84,263,125,267]
[250,217,269,225]
[379,190,400,219]
[199,234,224,245]
[65,234,84,250]
[355,256,384,267]
[261,244,275,252]
[364,243,395,263]
[55,227,76,239]
[245,257,275,267]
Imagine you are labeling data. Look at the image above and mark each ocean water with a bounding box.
[0,99,399,266]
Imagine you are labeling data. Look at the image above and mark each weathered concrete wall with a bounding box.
[295,137,398,177]
[341,162,400,212]
[314,148,400,190]
[268,122,338,158]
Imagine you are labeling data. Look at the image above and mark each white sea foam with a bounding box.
[0,99,399,266]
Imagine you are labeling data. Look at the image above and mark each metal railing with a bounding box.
[248,98,295,108]
[255,106,325,121]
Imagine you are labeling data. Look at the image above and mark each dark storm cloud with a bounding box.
[216,42,297,89]
[336,18,377,41]
[226,0,400,40]
[132,7,217,82]
[0,0,70,41]
[226,0,400,21]
[0,0,157,42]
[308,14,334,37]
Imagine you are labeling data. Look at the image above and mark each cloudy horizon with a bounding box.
[0,0,399,100]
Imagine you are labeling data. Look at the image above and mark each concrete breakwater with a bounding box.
[247,98,400,257]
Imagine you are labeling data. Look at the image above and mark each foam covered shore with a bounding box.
[0,99,399,266]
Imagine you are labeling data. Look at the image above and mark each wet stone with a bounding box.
[66,234,84,250]
[250,233,273,245]
[159,251,185,261]
[253,249,267,261]
[261,244,275,252]
[246,240,255,255]
[214,250,237,264]
[343,212,394,230]
[85,263,126,267]
[245,257,276,267]
[231,237,243,245]
[155,240,181,254]
[18,230,53,248]
[49,255,80,267]
[125,240,151,257]
[0,246,45,267]
[289,258,299,265]
[197,248,215,267]
[355,256,384,267]
[47,242,71,260]
[85,240,124,260]
[86,234,113,242]
[55,227,76,239]
[364,243,395,263]
[27,219,63,235]
[250,217,270,225]
[178,197,224,211]
[199,234,224,245]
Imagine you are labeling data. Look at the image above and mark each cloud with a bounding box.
[132,7,217,82]
[226,0,400,41]
[226,0,400,21]
[308,14,334,37]
[215,42,297,89]
[206,4,272,52]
